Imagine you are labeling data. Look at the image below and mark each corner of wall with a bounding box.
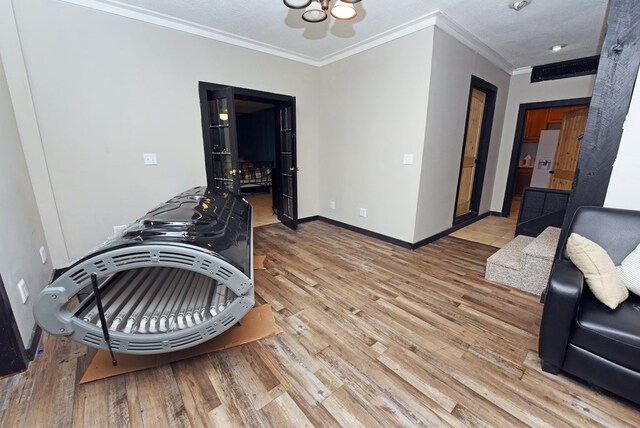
[0,53,54,348]
[0,0,69,268]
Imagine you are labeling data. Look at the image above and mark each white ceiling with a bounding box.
[67,0,608,70]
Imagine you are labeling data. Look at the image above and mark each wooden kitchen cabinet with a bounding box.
[523,109,549,142]
[515,166,534,195]
[547,106,585,124]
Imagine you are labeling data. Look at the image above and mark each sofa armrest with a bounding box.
[538,259,584,371]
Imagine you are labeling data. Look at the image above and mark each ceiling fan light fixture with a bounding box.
[330,0,357,20]
[283,0,312,9]
[302,1,328,23]
[511,0,530,11]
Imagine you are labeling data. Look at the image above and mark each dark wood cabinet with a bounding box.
[515,166,533,195]
[547,107,571,124]
[547,106,586,124]
[523,109,549,142]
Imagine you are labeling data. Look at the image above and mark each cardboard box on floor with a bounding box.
[80,253,271,383]
[80,304,280,384]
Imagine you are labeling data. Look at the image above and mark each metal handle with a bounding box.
[289,167,300,172]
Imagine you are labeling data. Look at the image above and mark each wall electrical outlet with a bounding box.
[17,279,29,304]
[39,246,47,264]
[403,154,414,165]
[359,208,367,217]
[143,153,157,165]
[330,201,336,209]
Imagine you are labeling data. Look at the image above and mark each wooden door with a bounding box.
[549,108,589,190]
[455,88,486,217]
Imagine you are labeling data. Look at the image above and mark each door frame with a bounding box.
[453,75,498,225]
[0,274,29,376]
[198,82,299,229]
[501,97,592,217]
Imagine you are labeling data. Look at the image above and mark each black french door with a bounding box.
[200,86,240,193]
[276,100,298,230]
[199,82,298,230]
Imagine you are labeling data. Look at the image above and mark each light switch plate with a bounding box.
[403,154,414,165]
[330,201,336,210]
[359,208,367,217]
[39,246,47,264]
[17,279,29,304]
[143,153,157,165]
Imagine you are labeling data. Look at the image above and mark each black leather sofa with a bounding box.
[539,206,640,405]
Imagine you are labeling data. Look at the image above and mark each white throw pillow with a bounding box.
[566,233,629,310]
[617,242,640,297]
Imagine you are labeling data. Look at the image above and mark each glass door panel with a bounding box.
[277,101,298,230]
[210,127,232,154]
[202,87,239,193]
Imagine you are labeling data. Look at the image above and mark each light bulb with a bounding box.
[284,0,312,9]
[302,1,328,23]
[331,0,357,20]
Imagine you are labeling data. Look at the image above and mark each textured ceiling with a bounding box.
[80,0,608,69]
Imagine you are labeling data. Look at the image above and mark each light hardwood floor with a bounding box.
[450,198,521,248]
[244,192,279,228]
[1,221,638,427]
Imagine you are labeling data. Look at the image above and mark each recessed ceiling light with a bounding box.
[550,43,568,52]
[511,0,530,11]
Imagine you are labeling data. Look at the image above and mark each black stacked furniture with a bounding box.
[539,206,640,405]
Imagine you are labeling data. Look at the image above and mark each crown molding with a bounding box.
[433,13,515,74]
[511,66,533,76]
[316,11,439,66]
[58,0,516,73]
[59,0,323,66]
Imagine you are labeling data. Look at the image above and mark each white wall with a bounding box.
[317,28,435,243]
[605,69,640,210]
[0,55,53,347]
[8,0,600,258]
[10,0,322,263]
[413,28,510,242]
[491,72,596,211]
[0,0,69,268]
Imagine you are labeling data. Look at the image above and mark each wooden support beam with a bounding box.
[558,0,640,253]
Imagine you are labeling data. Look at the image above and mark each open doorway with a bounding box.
[453,76,497,225]
[502,98,591,218]
[234,98,278,227]
[199,83,298,230]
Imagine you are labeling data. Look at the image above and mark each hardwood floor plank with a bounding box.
[171,356,221,427]
[1,221,637,427]
[260,392,314,428]
[321,385,386,428]
[124,373,145,428]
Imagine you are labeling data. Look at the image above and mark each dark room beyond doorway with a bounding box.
[235,98,278,227]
